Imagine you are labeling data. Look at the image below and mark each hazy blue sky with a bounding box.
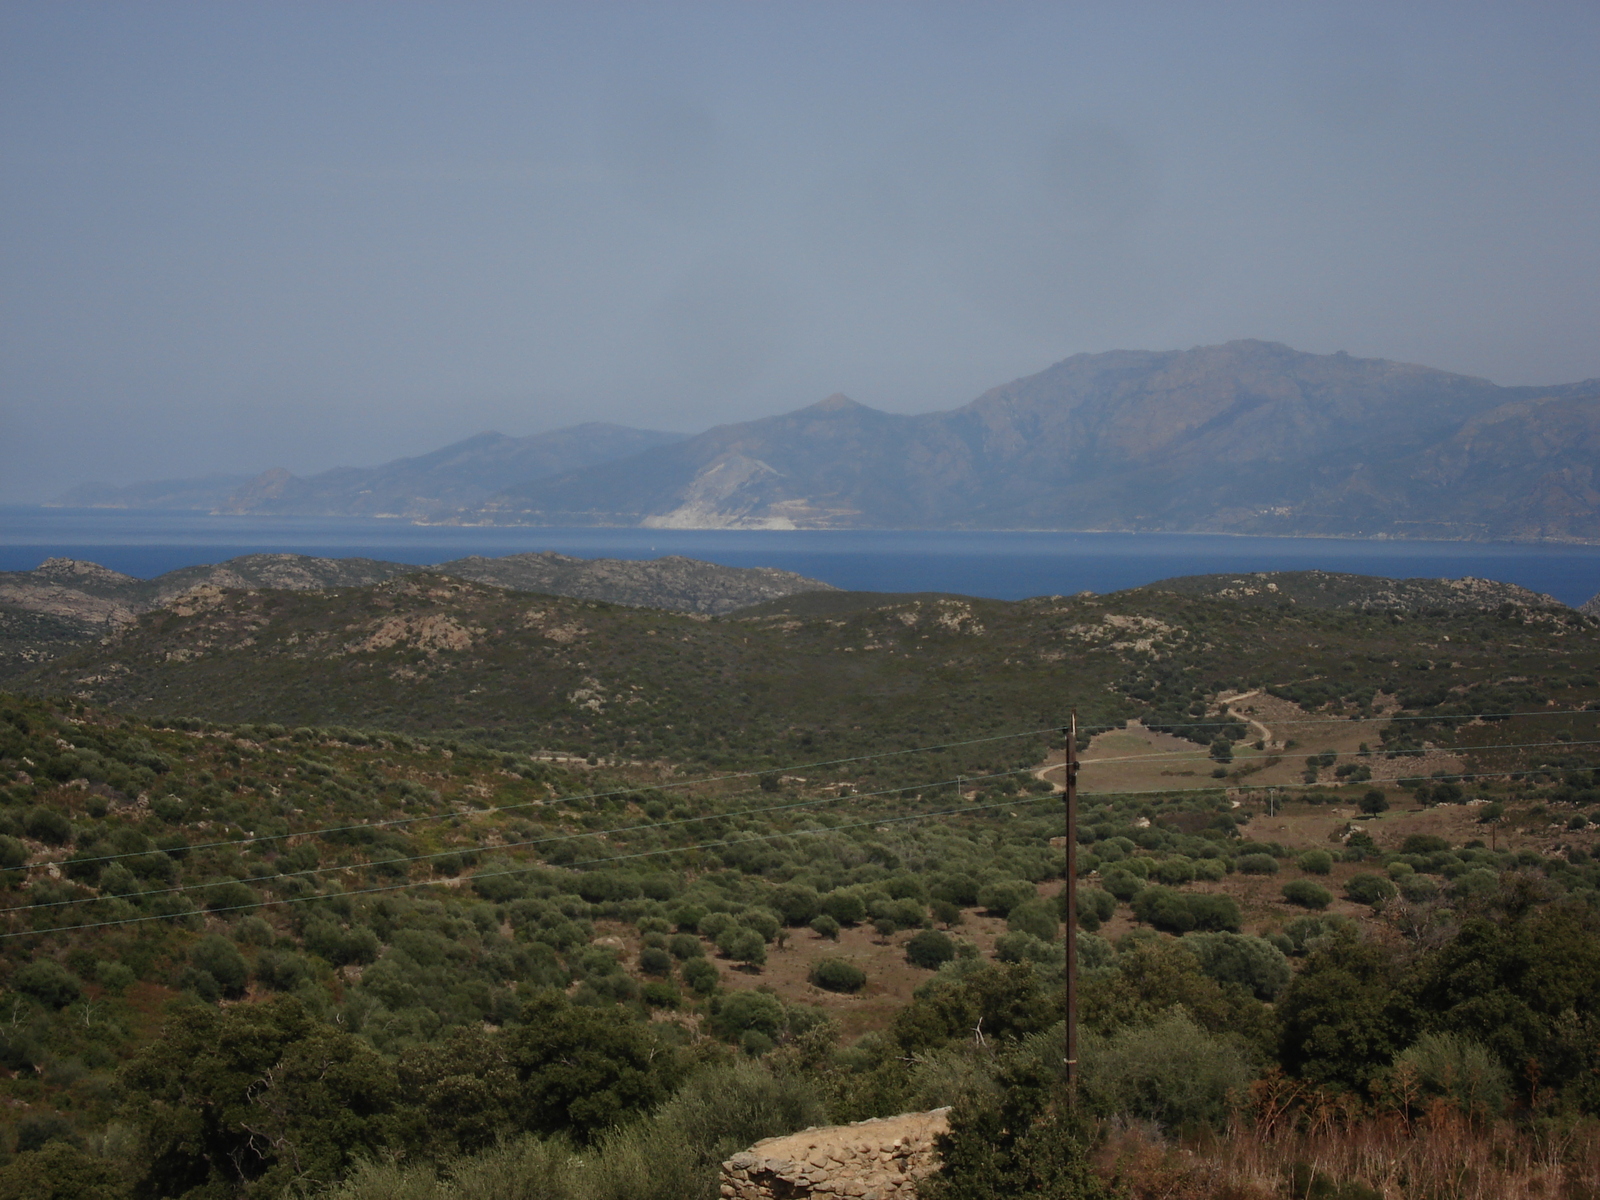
[3,2,1598,500]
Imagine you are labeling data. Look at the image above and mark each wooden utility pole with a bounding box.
[1064,711,1079,1102]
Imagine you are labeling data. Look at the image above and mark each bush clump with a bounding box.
[1183,932,1292,1001]
[10,960,81,1009]
[1282,880,1334,910]
[808,958,866,994]
[1080,1010,1255,1130]
[1296,849,1334,875]
[1344,873,1397,907]
[1006,899,1058,942]
[1076,887,1116,931]
[905,930,956,970]
[1131,887,1241,934]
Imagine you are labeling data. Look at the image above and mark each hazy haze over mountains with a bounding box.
[3,6,1598,504]
[463,340,1600,539]
[65,341,1600,543]
[56,424,687,519]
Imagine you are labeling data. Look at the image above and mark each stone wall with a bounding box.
[719,1108,950,1200]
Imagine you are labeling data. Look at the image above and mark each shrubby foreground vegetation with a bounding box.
[4,572,1600,1196]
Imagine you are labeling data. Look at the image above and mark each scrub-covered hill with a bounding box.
[13,569,1600,782]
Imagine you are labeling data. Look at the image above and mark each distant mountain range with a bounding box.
[53,341,1600,541]
[54,424,688,519]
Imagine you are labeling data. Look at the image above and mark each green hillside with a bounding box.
[2,574,1600,1195]
[12,570,1600,780]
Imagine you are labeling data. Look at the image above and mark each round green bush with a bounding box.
[681,957,719,996]
[772,883,821,926]
[638,947,674,977]
[1131,886,1195,933]
[254,949,311,992]
[904,929,956,970]
[976,879,1036,917]
[1296,850,1334,875]
[1154,856,1196,886]
[809,958,867,993]
[820,890,866,925]
[1344,872,1398,907]
[1184,932,1292,1001]
[990,930,1056,965]
[1185,893,1243,932]
[203,879,259,914]
[809,914,841,940]
[1235,853,1279,875]
[668,932,704,960]
[10,960,80,1009]
[1006,899,1059,942]
[640,980,681,1009]
[738,908,782,943]
[1100,869,1143,902]
[190,935,248,997]
[1076,886,1116,928]
[21,807,71,846]
[0,836,27,873]
[1281,880,1333,910]
[716,926,767,967]
[1399,874,1440,903]
[672,903,707,932]
[697,911,736,941]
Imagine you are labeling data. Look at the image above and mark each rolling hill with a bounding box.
[0,552,834,678]
[11,567,1593,773]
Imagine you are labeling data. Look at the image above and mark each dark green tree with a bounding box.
[921,1053,1111,1200]
[500,993,678,1142]
[1411,904,1600,1105]
[120,996,399,1199]
[1277,939,1413,1092]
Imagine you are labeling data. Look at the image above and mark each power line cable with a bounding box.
[33,724,1065,872]
[26,707,1600,873]
[12,726,1595,919]
[0,789,1067,940]
[7,752,1585,940]
[3,764,1045,915]
[1063,736,1600,769]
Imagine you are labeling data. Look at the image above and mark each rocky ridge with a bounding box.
[1139,570,1566,613]
[0,551,835,679]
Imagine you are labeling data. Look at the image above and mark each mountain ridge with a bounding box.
[451,340,1600,539]
[52,422,689,518]
[48,341,1600,541]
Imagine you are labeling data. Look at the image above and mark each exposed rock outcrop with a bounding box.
[720,1109,949,1200]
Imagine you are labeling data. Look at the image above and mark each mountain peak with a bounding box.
[807,393,864,414]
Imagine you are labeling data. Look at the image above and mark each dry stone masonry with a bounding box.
[719,1108,950,1200]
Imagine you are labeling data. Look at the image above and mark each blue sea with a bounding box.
[5,506,1600,607]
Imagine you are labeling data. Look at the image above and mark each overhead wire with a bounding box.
[33,723,1066,873]
[33,704,1600,875]
[0,788,1068,940]
[2,763,1046,916]
[10,729,1599,919]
